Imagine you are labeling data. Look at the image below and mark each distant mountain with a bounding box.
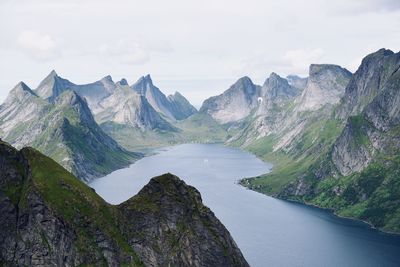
[238,48,400,233]
[0,84,138,181]
[200,76,260,124]
[168,91,198,119]
[257,72,301,113]
[71,75,116,114]
[96,82,174,131]
[3,70,206,152]
[294,64,352,112]
[0,141,249,266]
[132,74,197,120]
[35,70,75,102]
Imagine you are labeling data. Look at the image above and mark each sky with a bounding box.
[0,0,399,107]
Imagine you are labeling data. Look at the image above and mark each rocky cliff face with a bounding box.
[35,70,75,102]
[96,83,175,132]
[200,77,260,124]
[119,173,249,267]
[336,48,400,119]
[132,75,196,121]
[0,142,249,266]
[168,91,198,120]
[294,64,352,112]
[331,60,400,176]
[70,75,117,114]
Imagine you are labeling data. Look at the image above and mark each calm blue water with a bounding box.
[90,144,400,267]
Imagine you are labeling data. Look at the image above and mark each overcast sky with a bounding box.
[0,0,399,107]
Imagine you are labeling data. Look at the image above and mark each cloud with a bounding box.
[283,48,325,74]
[17,31,60,61]
[236,48,326,79]
[98,40,150,65]
[324,0,400,15]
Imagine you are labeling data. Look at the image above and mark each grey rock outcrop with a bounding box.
[118,173,250,267]
[331,57,400,176]
[294,64,352,112]
[35,70,75,102]
[96,82,175,131]
[336,48,400,119]
[200,77,260,124]
[132,75,196,121]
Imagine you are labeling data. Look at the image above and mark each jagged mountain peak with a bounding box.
[200,76,259,124]
[132,74,154,90]
[235,76,254,87]
[13,81,33,93]
[261,72,300,102]
[336,48,400,118]
[35,70,75,101]
[294,63,352,112]
[127,173,202,204]
[364,48,394,60]
[172,91,184,98]
[101,75,113,82]
[131,74,184,120]
[309,64,352,79]
[225,76,258,97]
[264,72,288,86]
[4,82,38,105]
[117,78,128,86]
[167,91,198,118]
[268,72,281,79]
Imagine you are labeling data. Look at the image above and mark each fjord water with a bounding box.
[90,144,400,267]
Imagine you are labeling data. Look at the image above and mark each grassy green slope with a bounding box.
[32,103,139,179]
[241,115,343,195]
[19,147,144,266]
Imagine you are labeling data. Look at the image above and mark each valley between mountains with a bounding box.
[1,48,400,265]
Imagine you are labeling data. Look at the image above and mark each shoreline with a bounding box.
[238,166,400,237]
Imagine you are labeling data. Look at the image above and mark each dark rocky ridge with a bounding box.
[0,140,248,266]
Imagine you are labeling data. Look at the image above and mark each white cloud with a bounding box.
[98,40,150,65]
[324,0,400,15]
[283,48,326,74]
[17,31,59,61]
[235,48,326,80]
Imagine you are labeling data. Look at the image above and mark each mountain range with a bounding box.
[1,48,399,234]
[0,71,223,180]
[200,48,400,233]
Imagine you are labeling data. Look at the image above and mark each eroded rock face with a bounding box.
[336,48,400,119]
[132,75,196,121]
[294,64,351,112]
[331,62,400,176]
[96,83,175,131]
[35,70,75,102]
[119,173,249,267]
[200,77,260,124]
[0,142,249,267]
